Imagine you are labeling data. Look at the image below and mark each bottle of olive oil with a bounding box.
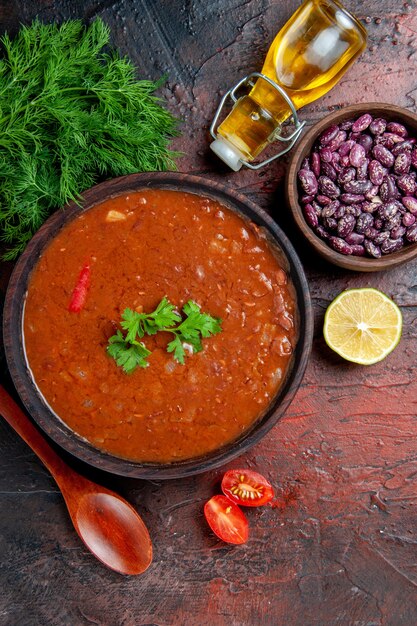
[210,0,367,171]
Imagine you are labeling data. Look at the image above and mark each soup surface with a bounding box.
[24,189,297,462]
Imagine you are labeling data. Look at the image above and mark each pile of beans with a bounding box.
[297,113,417,257]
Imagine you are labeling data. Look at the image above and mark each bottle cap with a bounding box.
[210,138,244,171]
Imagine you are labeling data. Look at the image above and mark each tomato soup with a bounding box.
[23,190,297,462]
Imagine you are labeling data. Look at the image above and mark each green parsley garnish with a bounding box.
[0,19,179,260]
[107,331,151,375]
[107,297,222,373]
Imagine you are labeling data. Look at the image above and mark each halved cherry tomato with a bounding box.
[221,469,274,507]
[68,262,91,313]
[204,495,248,545]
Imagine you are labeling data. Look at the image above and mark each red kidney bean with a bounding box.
[340,193,365,204]
[349,143,366,167]
[373,144,395,167]
[402,196,417,213]
[337,214,356,238]
[374,217,384,230]
[378,133,404,149]
[387,121,408,137]
[301,194,314,205]
[329,236,353,255]
[369,160,387,185]
[364,239,382,258]
[361,201,378,213]
[364,185,380,200]
[345,205,362,217]
[369,118,387,135]
[403,213,416,227]
[391,225,406,239]
[378,201,398,221]
[304,204,319,228]
[391,139,416,156]
[346,232,365,245]
[343,179,372,194]
[321,161,337,181]
[323,216,338,230]
[385,214,402,231]
[381,238,404,254]
[326,130,347,152]
[311,151,321,177]
[373,231,390,245]
[394,152,411,175]
[364,227,380,240]
[322,203,337,218]
[319,124,339,146]
[356,213,374,233]
[338,167,356,185]
[352,113,373,133]
[319,147,333,163]
[319,176,340,198]
[316,194,331,205]
[350,244,366,256]
[357,159,370,181]
[397,174,416,195]
[340,155,351,167]
[298,169,318,195]
[379,178,396,203]
[357,134,373,154]
[339,119,354,131]
[311,201,322,215]
[406,224,417,242]
[338,140,356,157]
[316,225,330,240]
[334,204,347,219]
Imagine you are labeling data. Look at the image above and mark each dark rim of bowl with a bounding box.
[285,102,417,272]
[3,172,313,479]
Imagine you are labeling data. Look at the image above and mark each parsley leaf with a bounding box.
[107,330,151,374]
[120,297,181,340]
[107,297,222,373]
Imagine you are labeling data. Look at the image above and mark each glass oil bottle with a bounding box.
[210,0,367,171]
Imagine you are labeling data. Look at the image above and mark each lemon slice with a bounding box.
[323,288,402,365]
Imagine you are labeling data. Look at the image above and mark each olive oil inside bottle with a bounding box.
[216,0,367,164]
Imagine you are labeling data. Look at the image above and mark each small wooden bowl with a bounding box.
[285,103,417,272]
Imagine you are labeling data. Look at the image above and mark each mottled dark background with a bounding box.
[1,1,417,625]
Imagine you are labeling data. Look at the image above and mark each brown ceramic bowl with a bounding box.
[3,172,313,479]
[285,103,417,272]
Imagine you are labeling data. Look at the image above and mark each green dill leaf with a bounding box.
[0,19,180,260]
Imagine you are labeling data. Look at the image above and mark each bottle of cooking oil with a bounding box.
[210,0,367,171]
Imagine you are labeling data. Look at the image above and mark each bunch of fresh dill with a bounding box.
[0,19,179,260]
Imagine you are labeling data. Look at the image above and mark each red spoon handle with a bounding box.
[0,384,77,486]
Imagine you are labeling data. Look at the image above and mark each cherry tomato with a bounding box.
[204,495,249,544]
[221,469,274,507]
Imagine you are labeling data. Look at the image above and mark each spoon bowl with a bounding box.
[0,384,152,575]
[72,492,153,575]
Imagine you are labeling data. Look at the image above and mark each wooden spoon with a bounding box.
[0,385,152,575]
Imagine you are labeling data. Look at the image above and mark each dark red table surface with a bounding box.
[1,1,417,625]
